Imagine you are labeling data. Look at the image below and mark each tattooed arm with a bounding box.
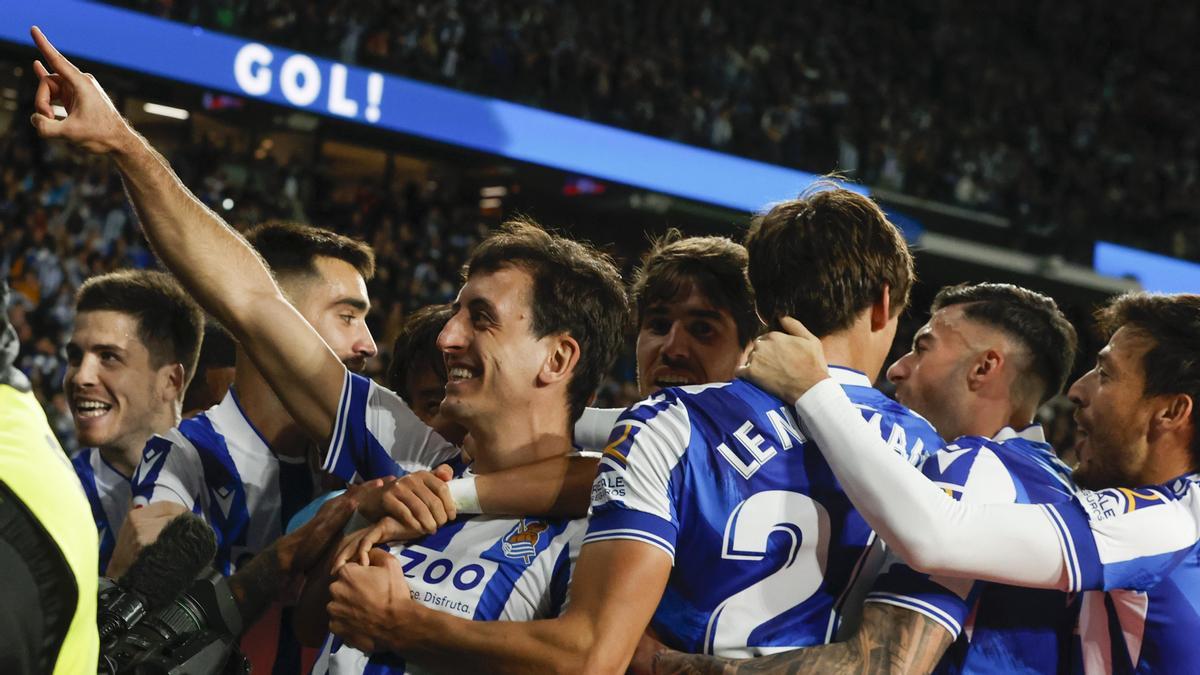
[645,603,953,675]
[228,492,358,623]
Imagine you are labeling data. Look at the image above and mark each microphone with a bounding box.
[97,512,217,645]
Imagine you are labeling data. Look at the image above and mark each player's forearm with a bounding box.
[227,544,286,625]
[110,130,279,327]
[650,603,950,675]
[475,455,598,518]
[395,604,596,675]
[794,380,1066,589]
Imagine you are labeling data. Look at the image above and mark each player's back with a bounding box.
[587,367,942,657]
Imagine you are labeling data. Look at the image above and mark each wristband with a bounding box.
[448,476,482,514]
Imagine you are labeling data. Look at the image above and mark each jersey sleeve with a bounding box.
[866,443,1013,638]
[582,396,689,561]
[573,407,624,451]
[1040,479,1200,592]
[130,429,204,510]
[322,371,461,483]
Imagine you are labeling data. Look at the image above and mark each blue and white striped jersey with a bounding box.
[867,425,1077,674]
[1043,472,1200,674]
[70,447,130,573]
[131,389,321,575]
[322,371,462,483]
[586,367,944,658]
[315,503,585,673]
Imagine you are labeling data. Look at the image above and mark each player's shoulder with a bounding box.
[1079,473,1200,521]
[69,446,97,473]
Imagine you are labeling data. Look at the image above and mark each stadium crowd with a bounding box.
[104,0,1200,263]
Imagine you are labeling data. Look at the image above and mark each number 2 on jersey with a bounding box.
[704,490,831,656]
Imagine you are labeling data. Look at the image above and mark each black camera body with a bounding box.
[98,569,250,675]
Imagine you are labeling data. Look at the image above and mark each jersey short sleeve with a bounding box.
[1041,475,1200,592]
[131,429,204,510]
[866,443,1015,638]
[583,396,690,561]
[322,371,461,483]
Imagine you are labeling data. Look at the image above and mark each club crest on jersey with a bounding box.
[502,519,549,564]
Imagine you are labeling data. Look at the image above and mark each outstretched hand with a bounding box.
[737,316,831,404]
[28,26,134,154]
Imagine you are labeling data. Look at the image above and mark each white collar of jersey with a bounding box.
[992,424,1046,444]
[828,366,872,388]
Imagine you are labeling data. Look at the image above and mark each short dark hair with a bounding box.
[631,230,760,346]
[1096,292,1200,460]
[463,218,628,421]
[744,184,914,336]
[75,270,205,382]
[244,221,375,283]
[388,304,453,402]
[932,283,1078,405]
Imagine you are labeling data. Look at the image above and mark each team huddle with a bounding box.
[29,26,1200,675]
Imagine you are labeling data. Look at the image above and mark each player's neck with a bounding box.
[231,354,309,457]
[1139,435,1198,485]
[957,398,1032,440]
[100,409,175,477]
[819,332,882,382]
[464,399,572,474]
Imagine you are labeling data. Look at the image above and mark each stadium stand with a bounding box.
[99,0,1200,264]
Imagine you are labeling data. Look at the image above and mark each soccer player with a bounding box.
[64,269,203,574]
[386,303,466,446]
[121,222,378,673]
[129,221,379,576]
[641,283,1081,673]
[740,292,1200,673]
[572,230,759,449]
[295,221,627,672]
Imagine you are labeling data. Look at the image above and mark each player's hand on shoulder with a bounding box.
[357,466,457,533]
[28,27,136,154]
[737,316,831,404]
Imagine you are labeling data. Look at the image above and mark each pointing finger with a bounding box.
[30,27,87,87]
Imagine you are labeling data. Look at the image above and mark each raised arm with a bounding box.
[740,318,1068,590]
[28,27,344,445]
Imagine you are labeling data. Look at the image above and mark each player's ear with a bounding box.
[967,349,1003,391]
[539,333,580,387]
[159,362,187,403]
[870,284,892,332]
[1153,392,1193,436]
